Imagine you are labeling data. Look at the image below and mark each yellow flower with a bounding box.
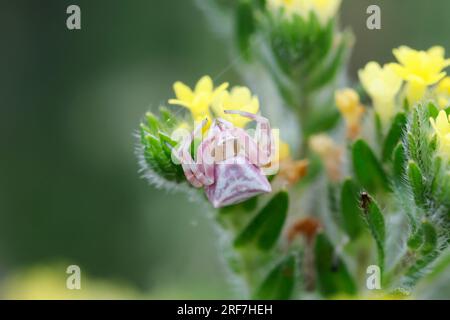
[268,0,341,24]
[358,62,402,124]
[212,86,260,128]
[311,0,342,24]
[430,110,450,156]
[435,77,450,109]
[335,88,365,139]
[168,75,228,122]
[390,46,450,104]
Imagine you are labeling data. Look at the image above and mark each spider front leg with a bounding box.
[224,110,275,166]
[176,119,213,187]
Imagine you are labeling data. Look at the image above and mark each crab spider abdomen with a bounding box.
[205,155,271,208]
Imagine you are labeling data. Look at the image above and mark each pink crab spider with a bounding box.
[175,110,275,208]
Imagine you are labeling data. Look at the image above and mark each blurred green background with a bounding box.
[0,0,449,299]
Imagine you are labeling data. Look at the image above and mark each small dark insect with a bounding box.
[360,191,372,213]
[331,257,340,272]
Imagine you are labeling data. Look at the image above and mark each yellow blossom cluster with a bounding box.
[358,46,450,125]
[168,75,260,129]
[169,76,294,163]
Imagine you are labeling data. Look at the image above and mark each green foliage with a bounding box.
[393,143,407,184]
[352,140,390,193]
[304,107,341,136]
[420,221,438,255]
[267,12,348,92]
[234,191,289,250]
[360,193,386,272]
[403,104,450,214]
[314,233,357,297]
[407,161,426,208]
[383,113,407,162]
[139,107,185,184]
[236,0,256,61]
[393,104,450,290]
[340,179,364,240]
[253,255,296,299]
[304,34,349,92]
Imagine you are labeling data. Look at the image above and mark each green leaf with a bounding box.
[301,18,334,75]
[314,233,357,297]
[445,106,450,115]
[340,179,364,239]
[305,35,347,91]
[236,0,256,61]
[218,196,258,214]
[352,140,390,192]
[427,102,439,119]
[374,112,383,144]
[393,143,407,184]
[145,112,160,135]
[406,106,434,177]
[158,131,177,159]
[234,191,289,250]
[159,106,178,130]
[382,113,407,162]
[253,255,296,300]
[305,108,340,135]
[139,107,186,184]
[402,250,440,289]
[360,193,385,272]
[407,226,424,250]
[420,221,437,255]
[407,161,426,208]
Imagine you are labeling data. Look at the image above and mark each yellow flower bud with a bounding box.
[335,88,365,139]
[430,110,450,157]
[358,62,402,124]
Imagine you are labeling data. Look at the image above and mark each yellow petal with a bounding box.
[213,82,229,98]
[191,92,211,114]
[393,46,414,66]
[195,75,213,94]
[173,81,193,103]
[428,46,445,58]
[435,110,450,132]
[437,77,450,95]
[231,86,252,105]
[168,99,191,109]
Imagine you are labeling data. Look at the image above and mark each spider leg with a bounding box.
[174,141,202,188]
[196,124,219,185]
[225,110,275,166]
[177,119,213,187]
